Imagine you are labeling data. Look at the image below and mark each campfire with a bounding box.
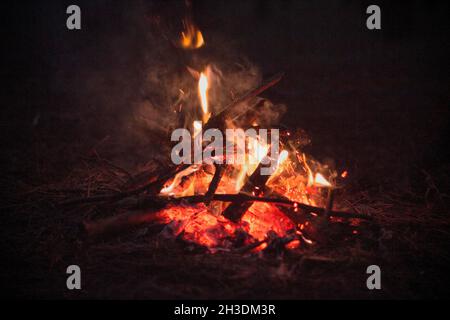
[6,0,447,301]
[73,15,371,254]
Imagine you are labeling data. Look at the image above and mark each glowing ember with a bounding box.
[241,202,295,240]
[285,239,301,249]
[156,201,295,249]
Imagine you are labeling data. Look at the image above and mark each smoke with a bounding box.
[48,1,285,166]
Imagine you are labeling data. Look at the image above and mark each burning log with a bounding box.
[221,197,254,223]
[221,156,273,222]
[83,209,162,240]
[203,164,225,205]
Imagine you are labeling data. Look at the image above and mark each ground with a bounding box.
[1,0,449,299]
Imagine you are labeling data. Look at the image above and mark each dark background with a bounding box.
[1,0,449,299]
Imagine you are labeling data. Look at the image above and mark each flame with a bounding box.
[160,165,201,196]
[234,137,269,192]
[277,150,289,166]
[266,150,289,185]
[234,163,248,192]
[302,153,315,187]
[301,154,332,188]
[248,137,269,173]
[199,72,209,115]
[313,173,332,187]
[193,120,202,139]
[180,19,204,49]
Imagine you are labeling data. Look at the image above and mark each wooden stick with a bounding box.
[221,157,272,222]
[59,164,188,206]
[323,187,335,222]
[83,209,162,240]
[220,148,286,223]
[203,164,225,205]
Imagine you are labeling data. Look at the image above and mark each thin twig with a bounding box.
[59,165,188,206]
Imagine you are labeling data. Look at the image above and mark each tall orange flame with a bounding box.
[198,71,210,123]
[199,73,208,114]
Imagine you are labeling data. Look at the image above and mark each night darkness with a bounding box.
[1,0,449,301]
